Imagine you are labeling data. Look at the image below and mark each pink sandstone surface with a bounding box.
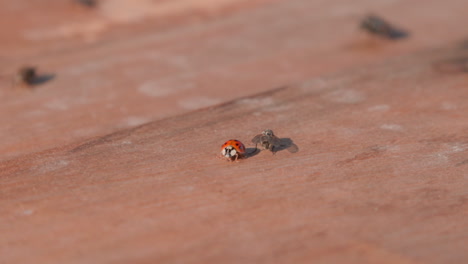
[1,0,467,263]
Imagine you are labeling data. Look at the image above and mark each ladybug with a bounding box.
[220,139,246,161]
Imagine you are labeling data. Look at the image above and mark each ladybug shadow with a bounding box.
[244,148,260,158]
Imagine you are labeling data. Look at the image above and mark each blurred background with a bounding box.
[2,1,468,264]
[1,0,468,160]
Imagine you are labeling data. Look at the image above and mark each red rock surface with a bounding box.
[1,0,468,263]
[2,0,468,160]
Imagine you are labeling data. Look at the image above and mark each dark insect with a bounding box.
[13,67,37,88]
[252,129,298,154]
[360,15,408,40]
[75,0,97,8]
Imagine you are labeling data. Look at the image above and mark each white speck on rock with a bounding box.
[263,104,292,112]
[451,143,468,153]
[124,116,149,127]
[380,124,404,131]
[324,89,366,104]
[299,78,327,92]
[22,209,34,216]
[38,160,70,173]
[178,96,220,110]
[368,104,390,112]
[44,100,69,111]
[436,153,449,162]
[23,110,46,117]
[441,102,457,110]
[23,20,108,41]
[237,97,274,106]
[72,127,98,137]
[138,80,194,97]
[44,97,90,111]
[167,55,190,70]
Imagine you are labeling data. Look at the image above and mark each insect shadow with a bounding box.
[251,129,299,155]
[274,138,299,153]
[360,15,409,40]
[385,29,408,40]
[30,74,55,86]
[433,57,468,73]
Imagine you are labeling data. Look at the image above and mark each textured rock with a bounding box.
[1,0,468,263]
[2,0,468,159]
[2,44,468,263]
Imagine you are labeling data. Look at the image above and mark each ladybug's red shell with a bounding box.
[221,139,246,161]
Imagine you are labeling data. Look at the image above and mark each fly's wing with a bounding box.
[251,134,262,144]
[270,135,282,148]
[286,143,299,153]
[277,137,299,153]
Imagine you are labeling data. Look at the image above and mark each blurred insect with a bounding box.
[220,139,246,161]
[13,66,37,89]
[251,129,299,154]
[360,15,407,40]
[459,39,468,50]
[74,0,97,8]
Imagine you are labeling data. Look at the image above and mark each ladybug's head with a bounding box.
[222,145,237,158]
